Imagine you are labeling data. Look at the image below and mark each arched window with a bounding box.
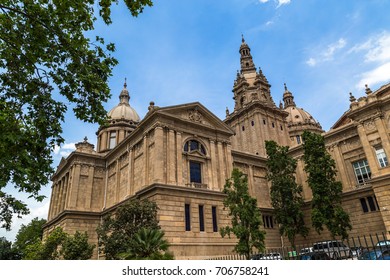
[183,140,206,155]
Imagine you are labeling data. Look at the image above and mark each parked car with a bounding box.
[350,246,364,257]
[312,240,352,259]
[251,252,282,260]
[375,240,390,247]
[300,247,313,255]
[358,247,390,260]
[299,252,331,260]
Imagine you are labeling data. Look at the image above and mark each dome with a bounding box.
[107,80,140,123]
[284,106,321,128]
[108,103,140,122]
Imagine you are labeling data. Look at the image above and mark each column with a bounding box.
[85,166,94,209]
[168,129,176,184]
[176,132,183,185]
[143,135,149,186]
[154,127,164,183]
[209,140,218,190]
[67,164,81,209]
[127,147,133,196]
[357,123,379,175]
[217,141,226,188]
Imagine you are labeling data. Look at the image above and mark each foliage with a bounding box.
[23,227,94,259]
[0,0,153,230]
[119,228,174,260]
[220,168,266,260]
[61,231,95,260]
[96,199,160,260]
[13,217,46,257]
[302,131,352,239]
[0,237,20,259]
[265,140,308,248]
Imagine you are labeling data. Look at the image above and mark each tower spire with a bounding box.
[283,83,296,108]
[239,36,256,73]
[119,78,130,105]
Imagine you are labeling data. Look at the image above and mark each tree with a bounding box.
[0,237,20,259]
[23,227,94,259]
[220,168,266,260]
[13,217,46,257]
[119,228,173,260]
[0,0,153,230]
[302,131,352,240]
[265,140,308,249]
[61,231,95,260]
[96,199,160,260]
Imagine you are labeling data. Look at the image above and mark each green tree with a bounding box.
[302,131,352,239]
[0,237,20,260]
[220,168,266,260]
[96,199,160,260]
[14,217,46,257]
[61,231,95,260]
[0,0,153,230]
[23,227,94,259]
[265,141,308,249]
[120,228,173,260]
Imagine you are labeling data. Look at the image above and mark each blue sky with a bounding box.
[2,0,390,241]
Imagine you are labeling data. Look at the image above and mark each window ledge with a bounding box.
[185,183,208,189]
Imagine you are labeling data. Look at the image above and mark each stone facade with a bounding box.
[44,38,390,259]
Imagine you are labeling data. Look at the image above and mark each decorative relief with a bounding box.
[364,119,376,132]
[346,138,361,150]
[80,165,89,176]
[188,108,203,123]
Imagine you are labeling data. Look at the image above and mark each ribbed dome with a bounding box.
[284,106,320,127]
[107,80,140,122]
[108,103,140,122]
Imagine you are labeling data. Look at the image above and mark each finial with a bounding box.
[365,84,372,95]
[284,83,288,91]
[124,78,127,88]
[83,136,88,142]
[349,92,356,102]
[226,107,230,117]
[279,101,283,109]
[241,34,245,43]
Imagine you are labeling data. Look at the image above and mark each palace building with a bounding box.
[43,37,390,259]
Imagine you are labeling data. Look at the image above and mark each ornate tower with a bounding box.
[96,80,140,153]
[225,36,290,157]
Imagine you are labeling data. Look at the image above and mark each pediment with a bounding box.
[155,102,234,135]
[331,111,352,130]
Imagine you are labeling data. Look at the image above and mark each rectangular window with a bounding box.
[367,196,377,211]
[375,148,388,168]
[296,135,301,144]
[185,204,191,231]
[212,206,218,232]
[109,131,116,149]
[360,198,369,213]
[353,159,371,184]
[262,215,274,229]
[190,161,202,183]
[199,205,204,232]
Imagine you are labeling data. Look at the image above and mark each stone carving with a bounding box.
[364,119,376,132]
[188,108,203,123]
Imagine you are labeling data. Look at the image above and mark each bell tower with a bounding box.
[225,36,290,157]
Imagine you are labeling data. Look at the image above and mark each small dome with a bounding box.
[107,80,140,122]
[284,106,322,130]
[108,103,140,122]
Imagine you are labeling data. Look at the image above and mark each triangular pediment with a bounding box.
[154,102,234,135]
[331,111,353,129]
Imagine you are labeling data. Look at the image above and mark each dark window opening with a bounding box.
[212,206,218,232]
[251,120,255,126]
[272,122,275,128]
[367,196,377,211]
[190,161,202,183]
[184,140,206,155]
[360,198,368,213]
[263,119,266,125]
[199,205,204,232]
[185,204,191,231]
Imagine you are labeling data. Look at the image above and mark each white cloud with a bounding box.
[53,142,76,158]
[357,62,390,89]
[306,58,317,67]
[276,0,291,8]
[258,0,291,8]
[306,38,347,66]
[349,32,390,89]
